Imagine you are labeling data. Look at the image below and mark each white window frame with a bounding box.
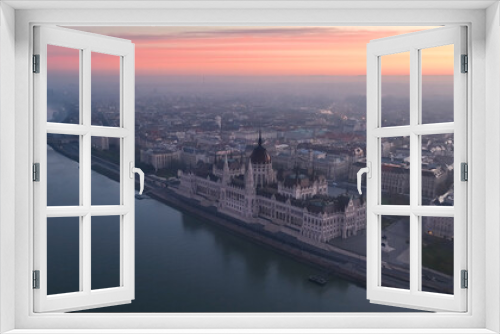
[33,25,136,313]
[365,26,467,312]
[1,2,499,333]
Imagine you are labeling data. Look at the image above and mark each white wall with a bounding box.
[0,2,16,333]
[485,2,500,333]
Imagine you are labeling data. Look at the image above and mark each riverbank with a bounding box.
[149,188,369,288]
[49,143,447,293]
[47,143,401,289]
[146,189,449,293]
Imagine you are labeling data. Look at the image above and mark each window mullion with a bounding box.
[409,47,420,294]
[372,126,411,138]
[82,47,92,294]
[413,123,454,135]
[46,123,87,135]
[78,48,84,293]
[81,214,91,293]
[82,47,91,207]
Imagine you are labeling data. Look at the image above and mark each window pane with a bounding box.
[91,216,121,290]
[47,45,80,124]
[421,45,454,124]
[381,52,410,127]
[381,215,410,290]
[91,137,121,205]
[381,136,410,205]
[91,52,120,127]
[421,134,454,205]
[47,217,80,295]
[47,134,80,206]
[421,216,454,294]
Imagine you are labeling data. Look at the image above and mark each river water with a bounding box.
[47,147,410,312]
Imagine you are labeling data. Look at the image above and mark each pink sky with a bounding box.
[49,26,453,76]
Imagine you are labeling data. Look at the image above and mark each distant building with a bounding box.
[91,136,109,150]
[349,161,367,182]
[140,149,180,171]
[177,132,366,244]
[422,166,448,199]
[351,161,448,199]
[423,188,454,239]
[181,146,208,166]
[274,149,351,181]
[212,157,246,179]
[276,168,328,200]
[234,129,277,141]
[381,164,410,194]
[342,119,364,132]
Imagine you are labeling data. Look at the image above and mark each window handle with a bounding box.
[129,162,145,195]
[357,162,371,195]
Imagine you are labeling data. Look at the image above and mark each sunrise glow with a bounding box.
[49,26,452,76]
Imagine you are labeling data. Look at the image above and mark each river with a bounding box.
[46,146,411,312]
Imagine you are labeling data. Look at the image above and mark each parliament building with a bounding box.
[176,134,366,244]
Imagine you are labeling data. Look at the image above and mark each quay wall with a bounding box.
[49,143,427,291]
[149,188,368,287]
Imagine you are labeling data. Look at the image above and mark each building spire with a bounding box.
[246,159,254,190]
[258,129,262,146]
[222,154,230,185]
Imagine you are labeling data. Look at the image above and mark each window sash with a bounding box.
[33,25,136,313]
[366,25,467,312]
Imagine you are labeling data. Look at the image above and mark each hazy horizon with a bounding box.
[55,26,449,77]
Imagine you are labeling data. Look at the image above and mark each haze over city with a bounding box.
[46,26,456,312]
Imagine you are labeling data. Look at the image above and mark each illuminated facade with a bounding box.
[177,133,366,243]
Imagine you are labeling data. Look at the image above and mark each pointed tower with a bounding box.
[222,154,230,185]
[240,151,246,174]
[212,152,217,174]
[294,163,300,185]
[245,159,256,218]
[245,159,255,191]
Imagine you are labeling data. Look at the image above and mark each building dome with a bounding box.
[251,145,271,164]
[250,131,271,164]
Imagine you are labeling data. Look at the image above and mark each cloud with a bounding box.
[68,26,362,43]
[60,26,442,76]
